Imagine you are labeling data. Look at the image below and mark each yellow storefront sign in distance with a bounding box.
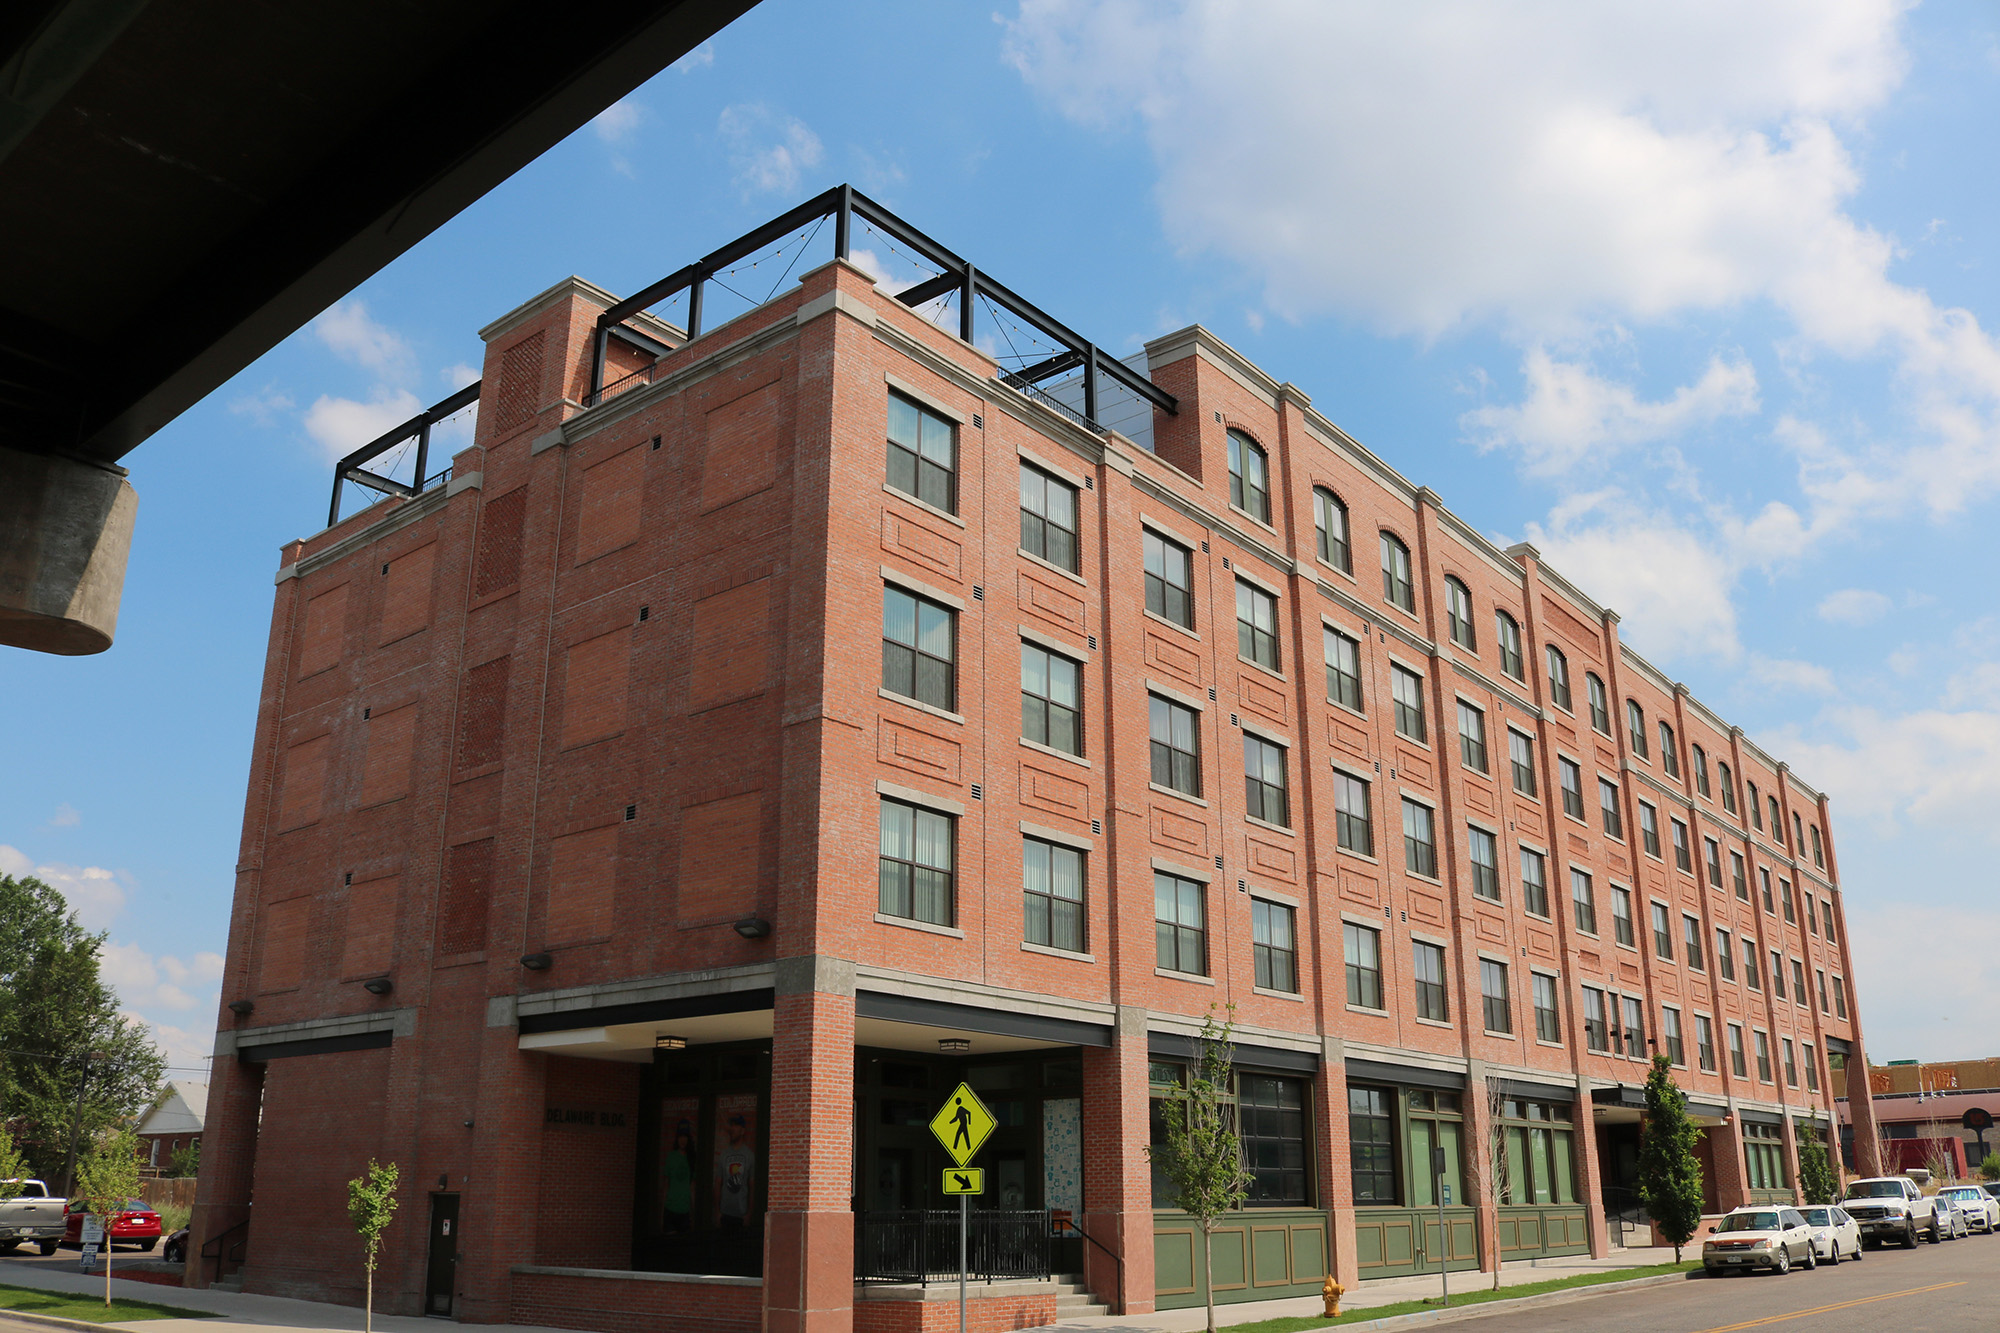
[929,1081,996,1167]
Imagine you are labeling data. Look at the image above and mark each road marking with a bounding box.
[1688,1281,1966,1332]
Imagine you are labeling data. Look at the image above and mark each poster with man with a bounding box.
[713,1094,757,1228]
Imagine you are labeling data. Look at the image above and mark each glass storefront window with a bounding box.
[1495,1098,1577,1205]
[1349,1086,1398,1204]
[1406,1091,1464,1208]
[1239,1074,1309,1206]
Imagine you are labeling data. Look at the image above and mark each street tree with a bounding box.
[1482,1081,1509,1290]
[74,1128,141,1306]
[1637,1054,1704,1263]
[1981,1153,2000,1182]
[348,1160,401,1333]
[1145,1007,1249,1333]
[1797,1129,1837,1205]
[0,1124,28,1198]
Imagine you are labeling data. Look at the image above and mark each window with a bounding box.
[1325,627,1363,710]
[1239,1074,1308,1205]
[1315,487,1351,572]
[1719,761,1737,813]
[887,391,956,512]
[1834,976,1848,1019]
[1335,770,1374,856]
[1446,577,1476,650]
[1821,898,1838,944]
[1804,891,1817,936]
[1769,795,1782,837]
[1731,851,1748,900]
[1748,780,1762,829]
[1571,869,1597,934]
[1495,1097,1579,1206]
[1380,532,1414,611]
[1804,1043,1820,1093]
[1495,611,1523,679]
[1599,778,1623,838]
[1744,1120,1786,1188]
[1154,871,1206,974]
[1790,958,1808,1007]
[1769,950,1786,999]
[1697,1015,1717,1072]
[1683,915,1705,970]
[1583,987,1609,1051]
[1760,867,1774,913]
[1782,1038,1798,1087]
[1227,429,1270,523]
[1639,802,1660,857]
[1252,900,1297,993]
[1780,879,1795,923]
[1727,1023,1747,1077]
[1672,818,1691,872]
[882,585,955,711]
[1504,728,1536,788]
[1403,799,1437,878]
[1345,923,1383,1008]
[1236,580,1280,670]
[1413,940,1448,1021]
[1143,530,1194,628]
[1521,848,1549,917]
[1816,969,1830,1014]
[1659,722,1679,777]
[1791,810,1804,853]
[1693,744,1710,796]
[1621,995,1645,1058]
[1716,928,1734,980]
[1559,758,1584,819]
[1705,838,1723,891]
[1810,824,1825,868]
[1243,733,1289,827]
[1457,700,1488,773]
[1611,886,1635,947]
[1148,695,1201,797]
[1020,643,1081,755]
[1405,1090,1464,1209]
[1546,645,1573,710]
[1533,973,1561,1042]
[1743,940,1761,990]
[1468,826,1499,901]
[1663,1007,1685,1066]
[1626,700,1648,757]
[879,797,954,926]
[1481,959,1512,1033]
[1348,1087,1398,1204]
[1391,665,1427,741]
[1587,673,1611,734]
[1022,836,1085,953]
[1018,462,1078,570]
[1651,901,1673,960]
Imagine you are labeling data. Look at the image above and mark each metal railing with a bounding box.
[854,1209,1050,1285]
[326,380,479,527]
[201,1217,249,1284]
[1601,1186,1650,1247]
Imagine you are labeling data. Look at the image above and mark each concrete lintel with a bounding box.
[773,954,856,998]
[445,469,484,497]
[0,444,137,654]
[530,429,567,455]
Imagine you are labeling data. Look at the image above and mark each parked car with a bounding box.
[162,1227,189,1264]
[1982,1182,2000,1202]
[1940,1185,2000,1232]
[1843,1176,1938,1247]
[1798,1206,1863,1264]
[62,1199,162,1251]
[1933,1193,1967,1241]
[1702,1207,1819,1275]
[0,1181,64,1256]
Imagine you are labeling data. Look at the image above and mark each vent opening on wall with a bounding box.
[1208,687,1216,701]
[638,606,650,622]
[1237,878,1247,892]
[362,707,370,719]
[344,872,353,886]
[1201,540,1210,553]
[972,586,984,601]
[381,563,390,576]
[972,413,984,430]
[1091,819,1102,835]
[1086,635,1097,650]
[651,434,661,451]
[1214,411,1223,424]
[1084,476,1094,489]
[1215,855,1224,870]
[1401,910,1409,922]
[970,784,984,801]
[1230,713,1240,728]
[625,804,637,821]
[1222,556,1231,569]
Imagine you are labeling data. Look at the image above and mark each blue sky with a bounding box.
[5,0,1997,1076]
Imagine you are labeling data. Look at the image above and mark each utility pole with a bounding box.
[60,1051,101,1198]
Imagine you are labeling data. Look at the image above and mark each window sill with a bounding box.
[1245,815,1294,837]
[883,483,966,529]
[1315,556,1358,585]
[1236,654,1286,682]
[1252,986,1304,1002]
[874,912,964,939]
[878,688,965,726]
[1021,941,1094,963]
[1561,810,1589,827]
[1482,1029,1518,1040]
[1535,1039,1565,1050]
[1345,1003,1388,1017]
[1149,783,1207,808]
[1156,968,1214,985]
[1227,502,1280,538]
[1392,732,1432,753]
[1334,844,1379,867]
[1142,608,1199,641]
[1020,737,1090,768]
[1415,1015,1453,1030]
[1327,696,1367,722]
[1404,869,1444,887]
[1017,547,1086,586]
[1613,940,1639,954]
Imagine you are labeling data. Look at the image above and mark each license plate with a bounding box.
[15,1228,31,1236]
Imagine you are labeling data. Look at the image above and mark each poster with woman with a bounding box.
[658,1097,700,1234]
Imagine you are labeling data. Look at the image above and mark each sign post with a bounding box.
[79,1214,103,1275]
[1433,1147,1449,1308]
[929,1083,997,1333]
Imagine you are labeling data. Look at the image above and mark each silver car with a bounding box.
[1799,1206,1863,1264]
[1933,1193,1968,1240]
[1937,1185,1999,1233]
[1702,1207,1818,1275]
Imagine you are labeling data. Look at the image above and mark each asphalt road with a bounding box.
[1458,1229,1997,1333]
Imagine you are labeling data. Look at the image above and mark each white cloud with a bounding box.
[1760,704,2000,836]
[1818,587,1893,624]
[1845,904,2000,1061]
[314,300,415,381]
[99,942,224,1012]
[228,385,295,427]
[0,845,129,931]
[672,42,715,72]
[302,388,424,464]
[592,100,643,143]
[1943,663,2000,709]
[718,104,823,197]
[1746,654,1840,696]
[1522,499,1742,661]
[441,362,480,390]
[137,1019,215,1074]
[46,803,80,829]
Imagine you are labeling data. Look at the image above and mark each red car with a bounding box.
[63,1200,162,1251]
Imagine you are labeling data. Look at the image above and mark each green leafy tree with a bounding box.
[74,1128,142,1306]
[169,1140,200,1179]
[0,1124,28,1198]
[1145,1008,1249,1333]
[1980,1152,2000,1182]
[1797,1129,1837,1205]
[348,1160,401,1333]
[1637,1054,1705,1262]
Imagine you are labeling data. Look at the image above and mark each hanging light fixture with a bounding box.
[938,1038,970,1054]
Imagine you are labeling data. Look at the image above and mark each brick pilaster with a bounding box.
[1080,1005,1155,1314]
[765,957,856,1333]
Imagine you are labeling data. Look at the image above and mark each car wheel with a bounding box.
[36,1241,56,1257]
[0,1241,16,1255]
[1771,1248,1791,1275]
[1824,1240,1839,1266]
[139,1239,156,1253]
[1904,1223,1919,1248]
[1801,1243,1816,1270]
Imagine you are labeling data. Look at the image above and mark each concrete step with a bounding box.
[1056,1295,1108,1316]
[211,1278,242,1293]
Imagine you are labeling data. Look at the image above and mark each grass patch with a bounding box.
[0,1281,221,1324]
[1215,1260,1699,1332]
[155,1203,191,1236]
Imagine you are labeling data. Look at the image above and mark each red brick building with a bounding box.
[188,192,1882,1333]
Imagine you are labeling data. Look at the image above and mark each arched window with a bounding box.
[1545,645,1572,710]
[1586,673,1610,734]
[1380,532,1414,611]
[1445,577,1476,649]
[1227,429,1270,524]
[1810,824,1824,868]
[1658,722,1679,777]
[1719,761,1736,813]
[1314,487,1351,572]
[1691,744,1710,796]
[1747,781,1762,829]
[1494,611,1523,679]
[1626,700,1648,757]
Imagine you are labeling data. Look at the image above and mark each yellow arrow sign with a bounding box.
[942,1167,984,1196]
[929,1081,996,1167]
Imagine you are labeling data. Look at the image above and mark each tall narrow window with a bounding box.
[1148,695,1202,797]
[1587,673,1610,734]
[1559,758,1584,819]
[1663,1008,1685,1066]
[1546,645,1572,711]
[1391,664,1427,741]
[1446,577,1476,649]
[1782,1038,1798,1087]
[1495,611,1524,679]
[1345,923,1383,1008]
[1791,810,1804,853]
[1583,987,1609,1051]
[1816,969,1830,1013]
[1509,729,1537,797]
[1804,1043,1820,1092]
[1599,778,1623,838]
[1252,900,1297,993]
[1780,879,1795,923]
[1715,928,1734,980]
[1413,940,1448,1021]
[1650,900,1673,959]
[1804,891,1818,935]
[1810,824,1825,868]
[1022,836,1084,953]
[1748,781,1763,829]
[1697,1015,1717,1072]
[882,585,955,712]
[1154,871,1206,975]
[1533,973,1561,1042]
[1227,429,1271,523]
[1236,580,1280,670]
[1239,1075,1308,1204]
[1020,642,1081,756]
[1683,915,1705,970]
[1468,826,1500,901]
[1381,532,1414,611]
[1728,1023,1747,1078]
[1790,958,1808,1007]
[1325,627,1363,710]
[1243,733,1289,828]
[880,797,954,926]
[1611,886,1634,948]
[1639,802,1660,857]
[1770,794,1783,838]
[1834,976,1848,1019]
[887,391,956,512]
[1626,700,1648,758]
[1335,770,1374,856]
[1743,940,1760,990]
[1822,898,1838,944]
[1769,949,1786,999]
[1731,851,1748,900]
[1705,838,1724,891]
[1143,530,1194,628]
[1315,487,1351,572]
[1571,868,1597,934]
[1693,744,1710,796]
[1760,867,1774,913]
[1481,960,1512,1034]
[1403,799,1437,878]
[1671,818,1692,872]
[1719,761,1737,813]
[1659,722,1679,777]
[1457,700,1488,773]
[1349,1087,1398,1203]
[1018,462,1079,571]
[1521,848,1549,917]
[1621,996,1646,1058]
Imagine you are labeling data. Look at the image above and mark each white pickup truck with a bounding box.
[0,1180,65,1255]
[1841,1176,1941,1248]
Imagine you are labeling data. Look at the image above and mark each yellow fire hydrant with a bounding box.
[1322,1275,1345,1317]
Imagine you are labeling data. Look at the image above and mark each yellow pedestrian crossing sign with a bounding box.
[942,1167,984,1195]
[929,1081,996,1167]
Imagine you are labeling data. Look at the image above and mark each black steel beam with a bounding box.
[1010,349,1084,384]
[892,270,963,311]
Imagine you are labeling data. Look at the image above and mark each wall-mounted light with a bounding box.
[362,977,394,996]
[520,952,553,971]
[938,1038,971,1054]
[733,917,772,940]
[227,1000,255,1016]
[655,1035,688,1050]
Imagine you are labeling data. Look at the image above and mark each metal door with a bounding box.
[425,1193,459,1317]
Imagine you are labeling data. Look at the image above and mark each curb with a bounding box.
[1282,1270,1695,1332]
[0,1311,143,1333]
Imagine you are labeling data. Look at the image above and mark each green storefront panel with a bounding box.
[1496,1206,1589,1259]
[1355,1207,1479,1279]
[1154,1211,1332,1309]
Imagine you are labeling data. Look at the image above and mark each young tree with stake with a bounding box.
[74,1128,141,1306]
[1146,1006,1249,1333]
[1797,1128,1837,1205]
[347,1160,401,1333]
[1636,1054,1704,1263]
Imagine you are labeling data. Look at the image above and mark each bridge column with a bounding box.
[0,444,137,654]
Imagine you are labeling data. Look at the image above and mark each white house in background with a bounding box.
[135,1081,206,1171]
